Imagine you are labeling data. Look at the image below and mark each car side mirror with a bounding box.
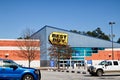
[10,65,18,69]
[105,64,108,66]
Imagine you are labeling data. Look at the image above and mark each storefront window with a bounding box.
[71,47,104,60]
[59,47,104,67]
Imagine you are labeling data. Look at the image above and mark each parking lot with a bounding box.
[41,69,120,80]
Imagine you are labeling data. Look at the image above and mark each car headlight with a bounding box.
[88,66,96,71]
[93,67,96,70]
[34,69,40,74]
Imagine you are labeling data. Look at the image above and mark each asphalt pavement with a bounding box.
[40,68,120,80]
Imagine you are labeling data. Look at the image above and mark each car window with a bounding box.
[107,61,112,66]
[113,61,118,66]
[99,61,107,65]
[3,60,14,67]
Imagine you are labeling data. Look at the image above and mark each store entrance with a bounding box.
[59,60,85,69]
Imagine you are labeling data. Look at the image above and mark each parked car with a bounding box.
[0,58,41,80]
[87,60,120,76]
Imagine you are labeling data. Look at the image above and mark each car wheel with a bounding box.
[96,70,103,77]
[22,74,34,80]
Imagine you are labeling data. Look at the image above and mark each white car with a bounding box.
[87,60,120,76]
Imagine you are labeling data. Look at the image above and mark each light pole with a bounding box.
[109,22,115,60]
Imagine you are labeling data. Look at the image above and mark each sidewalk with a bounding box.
[45,66,88,74]
[66,67,87,73]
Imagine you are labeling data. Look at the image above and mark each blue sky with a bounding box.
[0,0,120,41]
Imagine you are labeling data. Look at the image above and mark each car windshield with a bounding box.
[2,60,20,67]
[10,60,23,67]
[98,61,112,66]
[98,61,107,65]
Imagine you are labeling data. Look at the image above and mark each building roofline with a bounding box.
[31,25,120,44]
[31,25,71,37]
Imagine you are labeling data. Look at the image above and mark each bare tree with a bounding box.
[17,28,40,67]
[48,44,73,69]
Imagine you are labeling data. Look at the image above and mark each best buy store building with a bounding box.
[31,25,120,67]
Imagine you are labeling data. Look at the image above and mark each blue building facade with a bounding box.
[31,25,120,67]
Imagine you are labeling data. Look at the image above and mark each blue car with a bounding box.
[0,58,41,80]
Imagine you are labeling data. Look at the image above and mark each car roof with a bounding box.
[0,58,13,61]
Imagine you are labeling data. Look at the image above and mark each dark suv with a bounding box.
[0,58,41,80]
